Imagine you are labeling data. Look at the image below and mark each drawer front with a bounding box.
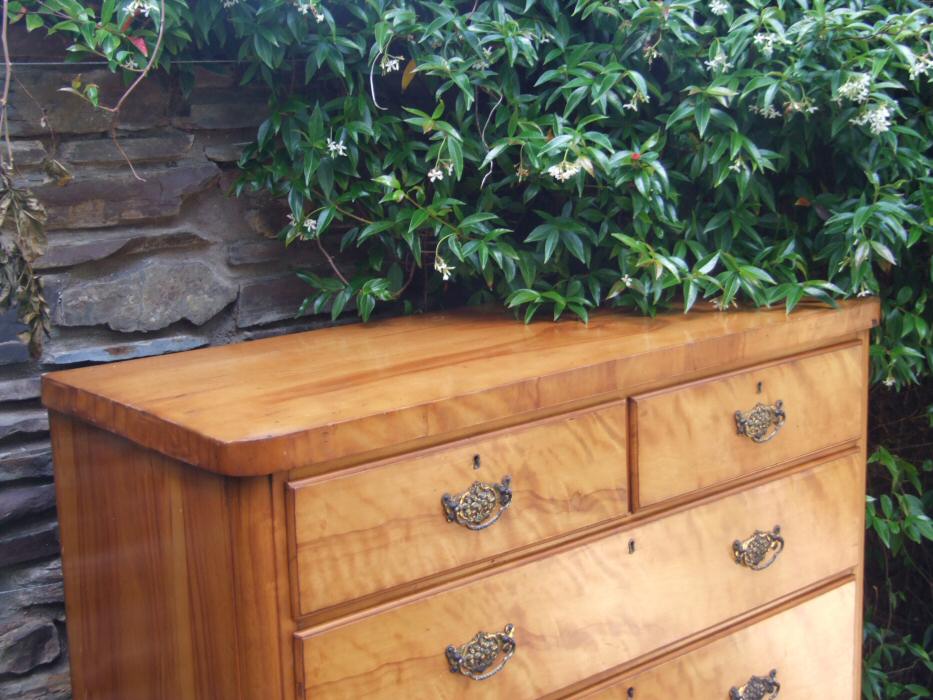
[632,343,864,508]
[288,402,628,617]
[589,581,857,699]
[296,453,862,699]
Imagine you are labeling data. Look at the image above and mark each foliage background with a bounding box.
[5,0,932,695]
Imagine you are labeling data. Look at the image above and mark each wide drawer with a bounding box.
[295,452,862,699]
[632,342,864,508]
[287,402,628,617]
[588,581,857,698]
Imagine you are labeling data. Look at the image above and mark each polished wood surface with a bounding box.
[42,301,879,476]
[296,453,861,699]
[288,402,628,617]
[50,412,294,700]
[586,581,857,699]
[632,342,864,507]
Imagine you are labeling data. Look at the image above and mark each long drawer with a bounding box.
[287,402,629,617]
[632,343,864,507]
[295,452,862,699]
[587,581,857,698]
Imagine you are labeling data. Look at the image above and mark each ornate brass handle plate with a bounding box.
[733,525,784,570]
[735,400,785,443]
[730,669,780,699]
[442,476,512,530]
[446,624,516,681]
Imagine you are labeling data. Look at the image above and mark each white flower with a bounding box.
[287,213,297,226]
[836,73,870,104]
[428,167,444,182]
[704,49,733,73]
[381,54,402,74]
[303,218,318,233]
[546,160,582,182]
[126,0,156,17]
[621,274,633,287]
[445,162,454,175]
[856,286,873,298]
[624,91,650,111]
[729,158,744,172]
[326,138,347,157]
[709,0,729,15]
[749,103,781,119]
[753,32,789,59]
[883,375,896,388]
[785,98,818,115]
[850,105,893,135]
[909,55,933,81]
[222,0,239,7]
[434,255,455,280]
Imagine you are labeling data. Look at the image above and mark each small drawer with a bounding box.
[295,453,862,699]
[588,581,857,698]
[632,342,864,508]
[287,402,629,618]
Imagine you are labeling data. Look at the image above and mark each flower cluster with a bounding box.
[546,160,582,182]
[295,1,325,22]
[623,90,650,111]
[749,103,781,119]
[327,138,347,157]
[709,0,729,16]
[909,55,932,81]
[753,32,790,58]
[427,162,454,182]
[434,255,455,280]
[287,214,318,236]
[836,74,870,103]
[704,49,733,73]
[126,0,156,17]
[785,98,818,115]
[380,53,402,74]
[850,105,893,135]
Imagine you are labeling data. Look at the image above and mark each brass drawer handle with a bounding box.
[733,525,784,570]
[735,400,785,443]
[442,476,512,530]
[446,624,516,681]
[730,669,780,699]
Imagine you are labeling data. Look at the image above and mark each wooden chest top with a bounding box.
[41,301,878,476]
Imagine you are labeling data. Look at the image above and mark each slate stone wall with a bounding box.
[1,35,328,699]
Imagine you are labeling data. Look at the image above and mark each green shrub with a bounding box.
[10,0,933,694]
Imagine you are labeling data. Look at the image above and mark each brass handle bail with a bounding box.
[446,624,516,681]
[735,400,785,443]
[733,526,784,570]
[730,669,780,699]
[442,475,512,530]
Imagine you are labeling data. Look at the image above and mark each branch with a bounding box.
[315,235,349,286]
[1,0,14,167]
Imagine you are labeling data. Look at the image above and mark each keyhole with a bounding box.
[473,454,481,470]
[628,539,636,554]
[757,381,763,394]
[627,688,635,698]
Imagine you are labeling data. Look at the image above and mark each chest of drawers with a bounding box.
[43,300,879,699]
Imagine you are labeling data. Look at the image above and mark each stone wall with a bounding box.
[0,37,330,699]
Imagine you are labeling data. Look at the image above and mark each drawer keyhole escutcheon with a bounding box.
[446,624,516,681]
[733,526,784,570]
[442,476,512,530]
[735,400,785,443]
[730,668,780,699]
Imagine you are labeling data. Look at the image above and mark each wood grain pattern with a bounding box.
[51,413,293,700]
[288,402,628,618]
[586,581,857,699]
[42,300,879,476]
[296,452,863,699]
[632,342,864,507]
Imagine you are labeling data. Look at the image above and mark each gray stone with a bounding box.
[246,206,289,239]
[227,239,318,266]
[56,258,237,332]
[35,161,219,229]
[0,484,56,526]
[42,332,208,365]
[0,558,62,592]
[174,88,269,130]
[0,443,53,483]
[9,65,171,137]
[235,274,313,328]
[0,409,49,441]
[11,141,47,168]
[204,143,247,163]
[0,654,71,699]
[0,377,41,401]
[60,131,194,166]
[0,520,58,568]
[0,618,60,675]
[0,341,30,366]
[36,230,211,270]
